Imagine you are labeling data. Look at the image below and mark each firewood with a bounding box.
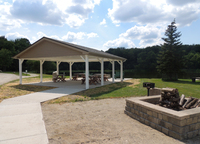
[192,99,200,108]
[196,102,200,108]
[169,97,180,102]
[159,96,163,102]
[171,103,179,108]
[161,92,165,97]
[182,97,193,108]
[175,92,179,98]
[185,98,198,109]
[179,94,185,106]
[161,88,177,93]
[159,88,181,110]
[167,92,171,97]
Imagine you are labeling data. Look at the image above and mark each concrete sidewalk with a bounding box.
[0,78,131,144]
[0,87,84,144]
[0,73,38,86]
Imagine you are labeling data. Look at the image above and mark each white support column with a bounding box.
[120,60,123,82]
[19,59,24,84]
[40,60,45,83]
[112,61,115,83]
[101,58,104,86]
[69,62,74,80]
[85,55,89,89]
[56,61,61,75]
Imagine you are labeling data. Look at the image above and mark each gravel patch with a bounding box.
[42,98,200,144]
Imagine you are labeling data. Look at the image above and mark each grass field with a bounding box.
[141,78,200,98]
[47,78,200,104]
[0,73,199,104]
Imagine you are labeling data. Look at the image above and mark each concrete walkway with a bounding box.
[0,78,131,144]
[0,87,84,144]
[0,73,38,86]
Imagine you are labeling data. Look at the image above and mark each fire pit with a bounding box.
[125,95,200,140]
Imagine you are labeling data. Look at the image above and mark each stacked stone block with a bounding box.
[124,96,200,140]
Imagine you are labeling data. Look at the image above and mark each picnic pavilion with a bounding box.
[13,37,126,89]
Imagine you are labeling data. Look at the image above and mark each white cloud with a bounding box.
[103,38,135,49]
[166,0,199,6]
[108,0,200,27]
[87,32,98,38]
[0,0,102,30]
[7,31,99,44]
[65,14,85,28]
[94,0,101,5]
[139,38,163,48]
[119,25,164,47]
[36,32,47,39]
[62,32,86,42]
[5,32,29,40]
[62,31,98,42]
[100,19,106,25]
[120,25,162,39]
[0,2,22,31]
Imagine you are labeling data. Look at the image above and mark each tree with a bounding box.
[14,38,31,54]
[157,20,183,81]
[0,49,13,71]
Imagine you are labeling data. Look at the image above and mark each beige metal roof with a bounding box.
[13,37,126,62]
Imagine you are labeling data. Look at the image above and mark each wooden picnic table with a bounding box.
[57,74,66,82]
[191,77,200,82]
[81,74,109,84]
[72,73,85,81]
[94,74,109,81]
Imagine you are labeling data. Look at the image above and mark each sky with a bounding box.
[0,0,200,51]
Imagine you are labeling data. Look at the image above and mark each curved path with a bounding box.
[0,75,86,144]
[0,75,127,143]
[0,73,38,86]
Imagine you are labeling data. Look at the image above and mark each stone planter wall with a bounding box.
[125,96,200,140]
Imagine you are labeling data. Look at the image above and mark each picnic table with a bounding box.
[72,73,85,80]
[81,74,109,85]
[94,74,109,81]
[57,74,66,82]
[191,77,200,82]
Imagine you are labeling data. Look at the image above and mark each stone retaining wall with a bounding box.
[124,96,200,140]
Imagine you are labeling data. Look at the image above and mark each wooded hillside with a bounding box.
[0,36,200,78]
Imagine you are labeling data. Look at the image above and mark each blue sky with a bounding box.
[0,0,200,51]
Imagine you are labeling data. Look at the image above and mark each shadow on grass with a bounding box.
[10,84,54,92]
[75,81,133,98]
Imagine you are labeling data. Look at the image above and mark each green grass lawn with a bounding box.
[77,78,200,99]
[1,74,199,104]
[88,79,146,99]
[47,78,200,104]
[140,78,200,98]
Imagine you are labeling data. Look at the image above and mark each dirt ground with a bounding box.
[42,98,200,144]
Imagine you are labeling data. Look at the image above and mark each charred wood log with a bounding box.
[192,99,200,108]
[169,97,180,102]
[185,98,198,109]
[182,97,193,109]
[196,102,200,108]
[159,88,180,109]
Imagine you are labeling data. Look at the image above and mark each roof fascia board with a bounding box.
[89,53,126,61]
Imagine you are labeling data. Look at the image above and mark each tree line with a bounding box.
[0,36,200,78]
